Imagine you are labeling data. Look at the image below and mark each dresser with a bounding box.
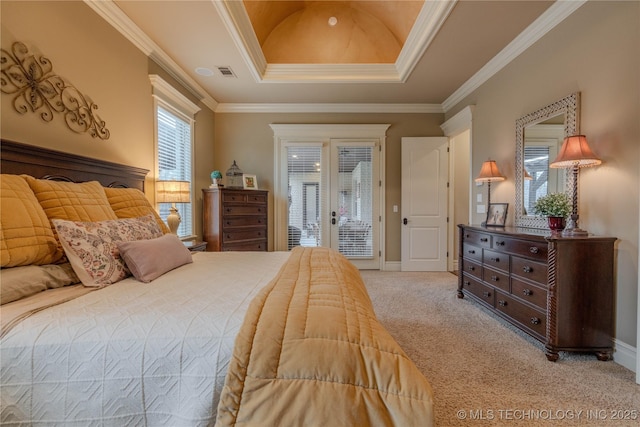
[202,188,268,251]
[457,225,615,361]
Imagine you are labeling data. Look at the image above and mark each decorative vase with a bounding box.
[547,216,565,232]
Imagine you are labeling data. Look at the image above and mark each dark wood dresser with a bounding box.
[457,224,616,361]
[202,188,268,251]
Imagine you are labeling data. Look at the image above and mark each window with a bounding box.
[150,75,200,238]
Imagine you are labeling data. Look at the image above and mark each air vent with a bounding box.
[216,66,236,77]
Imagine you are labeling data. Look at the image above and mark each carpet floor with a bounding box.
[360,270,640,426]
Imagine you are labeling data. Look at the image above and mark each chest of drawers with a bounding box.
[458,225,615,361]
[202,188,268,251]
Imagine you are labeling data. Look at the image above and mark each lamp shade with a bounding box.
[475,160,506,182]
[550,135,602,168]
[156,180,191,203]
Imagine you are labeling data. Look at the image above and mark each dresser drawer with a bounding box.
[222,191,249,203]
[246,193,267,204]
[461,229,491,248]
[492,236,547,261]
[483,266,509,292]
[461,275,495,307]
[483,249,509,273]
[511,256,548,285]
[462,243,482,262]
[461,258,482,280]
[222,240,267,251]
[511,277,547,310]
[223,205,266,216]
[223,216,267,228]
[495,291,546,339]
[222,228,266,242]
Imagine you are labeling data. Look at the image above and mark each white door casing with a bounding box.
[401,137,449,271]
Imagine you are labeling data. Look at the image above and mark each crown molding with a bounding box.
[83,0,218,112]
[441,0,587,112]
[215,103,444,114]
[396,0,456,82]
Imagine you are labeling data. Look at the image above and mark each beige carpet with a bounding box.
[360,271,640,426]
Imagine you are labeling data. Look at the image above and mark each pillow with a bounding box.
[1,175,62,266]
[117,234,193,283]
[0,263,80,304]
[52,214,163,287]
[24,176,118,222]
[104,187,170,234]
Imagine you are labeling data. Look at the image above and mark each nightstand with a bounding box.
[183,240,207,252]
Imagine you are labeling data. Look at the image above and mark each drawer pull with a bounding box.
[480,237,488,242]
[522,289,533,296]
[523,266,533,273]
[498,300,507,307]
[463,280,471,287]
[529,246,539,254]
[465,233,470,238]
[482,291,491,298]
[467,249,476,254]
[467,265,475,271]
[489,257,499,262]
[490,275,499,282]
[530,317,541,325]
[495,240,505,246]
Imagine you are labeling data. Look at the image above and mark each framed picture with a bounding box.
[243,174,258,190]
[485,203,508,227]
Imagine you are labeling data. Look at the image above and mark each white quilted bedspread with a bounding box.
[0,251,290,426]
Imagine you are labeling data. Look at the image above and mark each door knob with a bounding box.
[403,218,408,225]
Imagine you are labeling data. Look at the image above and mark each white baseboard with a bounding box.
[613,339,636,373]
[384,261,401,271]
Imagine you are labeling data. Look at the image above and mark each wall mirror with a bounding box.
[515,92,580,229]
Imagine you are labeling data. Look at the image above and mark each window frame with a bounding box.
[150,75,200,239]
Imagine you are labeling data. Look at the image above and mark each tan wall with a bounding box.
[446,1,640,346]
[1,1,215,239]
[213,113,444,257]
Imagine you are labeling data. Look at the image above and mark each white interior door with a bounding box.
[401,137,449,271]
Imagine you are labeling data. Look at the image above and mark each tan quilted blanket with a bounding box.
[216,247,434,426]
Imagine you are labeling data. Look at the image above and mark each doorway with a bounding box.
[272,124,389,269]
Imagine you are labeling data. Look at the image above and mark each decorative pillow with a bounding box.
[24,176,118,222]
[1,175,62,266]
[52,214,163,287]
[117,234,193,283]
[0,263,80,305]
[104,187,170,234]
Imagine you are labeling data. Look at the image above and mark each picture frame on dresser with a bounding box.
[243,174,258,189]
[485,203,508,227]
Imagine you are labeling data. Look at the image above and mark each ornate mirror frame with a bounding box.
[515,92,580,229]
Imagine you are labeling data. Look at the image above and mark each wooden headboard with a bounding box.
[1,139,148,191]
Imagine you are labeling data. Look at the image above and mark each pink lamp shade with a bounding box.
[475,160,506,182]
[550,135,602,168]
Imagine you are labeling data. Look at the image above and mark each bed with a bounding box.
[0,140,434,426]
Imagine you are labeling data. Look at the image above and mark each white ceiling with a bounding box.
[86,0,585,113]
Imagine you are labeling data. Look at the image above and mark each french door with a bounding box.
[274,125,386,269]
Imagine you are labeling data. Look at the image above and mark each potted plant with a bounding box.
[532,192,571,231]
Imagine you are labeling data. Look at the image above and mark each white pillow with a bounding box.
[52,214,163,287]
[117,234,193,283]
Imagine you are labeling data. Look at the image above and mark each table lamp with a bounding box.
[156,180,191,234]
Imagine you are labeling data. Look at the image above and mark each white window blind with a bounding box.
[523,146,550,215]
[157,105,193,237]
[286,146,323,249]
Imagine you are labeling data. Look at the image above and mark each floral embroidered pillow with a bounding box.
[52,214,163,287]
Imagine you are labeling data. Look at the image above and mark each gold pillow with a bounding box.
[104,187,170,234]
[0,175,62,266]
[24,176,117,222]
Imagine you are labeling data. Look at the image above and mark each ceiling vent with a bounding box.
[216,66,236,77]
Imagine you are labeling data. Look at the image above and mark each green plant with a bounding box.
[532,192,571,218]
